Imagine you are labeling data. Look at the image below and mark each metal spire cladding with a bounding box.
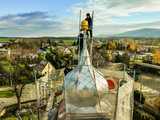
[64,35,110,119]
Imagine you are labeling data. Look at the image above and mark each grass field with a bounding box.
[63,39,75,46]
[3,114,37,120]
[0,90,14,98]
[2,116,17,120]
[0,38,14,42]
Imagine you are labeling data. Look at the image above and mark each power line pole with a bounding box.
[78,10,82,63]
[35,70,40,120]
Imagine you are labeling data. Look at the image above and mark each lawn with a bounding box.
[3,116,17,120]
[3,114,37,120]
[63,39,75,46]
[0,38,14,43]
[0,90,14,98]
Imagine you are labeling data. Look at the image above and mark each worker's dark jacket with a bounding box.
[77,33,84,53]
[85,17,93,29]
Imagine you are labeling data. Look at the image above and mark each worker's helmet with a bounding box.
[86,13,90,17]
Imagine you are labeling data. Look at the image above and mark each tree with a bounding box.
[0,57,41,110]
[127,41,137,52]
[0,58,14,86]
[152,49,160,65]
[122,52,130,66]
[106,40,117,50]
[134,90,145,104]
[13,58,34,110]
[115,53,123,63]
[46,47,73,69]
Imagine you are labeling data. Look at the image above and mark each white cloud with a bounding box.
[61,0,160,36]
[0,12,62,37]
[0,0,160,37]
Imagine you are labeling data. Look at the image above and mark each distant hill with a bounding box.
[116,28,160,38]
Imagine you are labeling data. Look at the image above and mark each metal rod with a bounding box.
[133,69,136,80]
[78,10,82,63]
[79,10,82,33]
[90,11,94,64]
[35,70,40,120]
[114,76,121,120]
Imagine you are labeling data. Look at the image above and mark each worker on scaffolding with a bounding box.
[80,13,93,38]
[78,13,93,53]
[85,13,93,38]
[77,19,87,54]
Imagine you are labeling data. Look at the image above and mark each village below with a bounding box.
[0,36,160,120]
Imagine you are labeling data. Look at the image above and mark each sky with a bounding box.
[0,0,160,37]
